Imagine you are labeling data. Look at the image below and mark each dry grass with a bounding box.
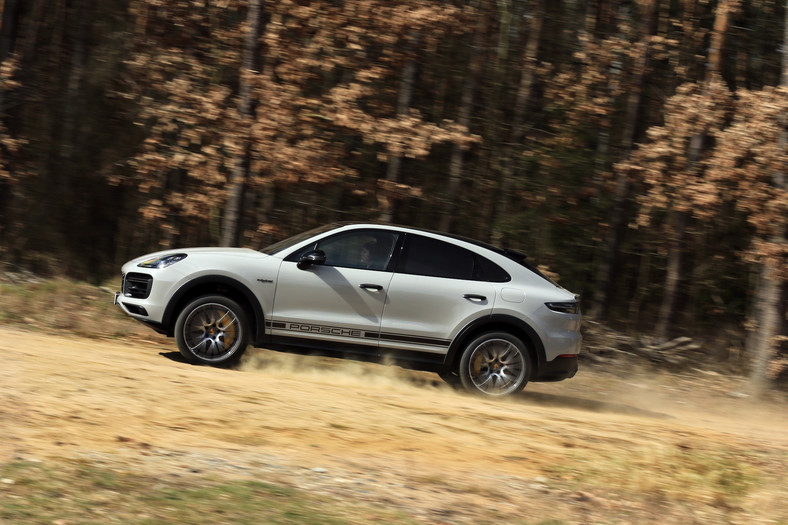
[0,459,416,525]
[0,277,151,340]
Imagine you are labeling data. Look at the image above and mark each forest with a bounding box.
[0,0,785,385]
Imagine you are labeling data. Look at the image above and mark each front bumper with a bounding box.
[114,292,167,334]
[115,266,182,324]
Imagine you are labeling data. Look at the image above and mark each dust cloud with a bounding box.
[238,347,447,394]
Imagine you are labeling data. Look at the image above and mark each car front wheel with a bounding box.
[175,295,250,366]
[458,332,530,396]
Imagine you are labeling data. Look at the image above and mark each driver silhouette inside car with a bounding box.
[359,240,390,270]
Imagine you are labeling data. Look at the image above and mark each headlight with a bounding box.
[138,253,187,269]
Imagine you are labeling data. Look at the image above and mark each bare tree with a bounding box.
[591,0,657,319]
[438,0,489,233]
[221,0,265,247]
[378,30,419,224]
[489,0,544,245]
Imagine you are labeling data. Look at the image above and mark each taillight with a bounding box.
[545,302,579,314]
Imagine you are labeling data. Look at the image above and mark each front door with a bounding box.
[269,229,400,350]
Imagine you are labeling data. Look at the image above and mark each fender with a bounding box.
[162,275,267,344]
[444,313,547,370]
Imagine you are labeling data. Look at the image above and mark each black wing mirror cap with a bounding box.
[297,250,327,270]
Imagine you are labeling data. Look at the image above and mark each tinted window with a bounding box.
[398,235,509,282]
[293,230,398,271]
[261,223,339,255]
[475,255,510,282]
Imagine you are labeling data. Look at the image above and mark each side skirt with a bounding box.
[264,335,445,372]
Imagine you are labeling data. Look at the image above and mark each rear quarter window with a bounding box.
[398,234,510,282]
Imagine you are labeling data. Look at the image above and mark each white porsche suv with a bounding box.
[116,223,582,396]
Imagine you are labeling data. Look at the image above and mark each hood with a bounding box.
[127,247,264,268]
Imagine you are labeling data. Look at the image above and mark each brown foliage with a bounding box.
[709,87,788,250]
[620,78,787,276]
[618,79,733,227]
[121,0,475,242]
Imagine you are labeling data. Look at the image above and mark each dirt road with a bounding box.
[3,326,787,523]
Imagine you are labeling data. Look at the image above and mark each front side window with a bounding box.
[292,230,399,271]
[260,223,340,255]
[398,234,510,282]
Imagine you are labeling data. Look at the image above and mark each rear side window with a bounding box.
[398,234,510,282]
[475,255,510,282]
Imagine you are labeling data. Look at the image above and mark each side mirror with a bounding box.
[297,250,326,270]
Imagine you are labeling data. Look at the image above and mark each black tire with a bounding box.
[458,332,530,396]
[174,295,250,366]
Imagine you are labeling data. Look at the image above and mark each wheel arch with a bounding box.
[162,275,266,344]
[443,314,546,373]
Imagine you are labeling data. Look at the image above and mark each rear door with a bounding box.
[379,234,498,355]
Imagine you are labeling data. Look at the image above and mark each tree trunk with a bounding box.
[653,0,734,335]
[708,0,731,77]
[589,0,656,318]
[221,0,265,247]
[489,0,544,245]
[60,0,91,161]
[748,26,788,389]
[783,0,788,86]
[474,0,510,241]
[378,31,419,224]
[0,0,20,61]
[438,1,488,233]
[654,210,687,339]
[654,125,703,340]
[0,0,20,151]
[747,261,783,392]
[20,0,44,66]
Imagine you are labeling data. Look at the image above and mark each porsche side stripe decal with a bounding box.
[378,332,450,347]
[266,320,450,348]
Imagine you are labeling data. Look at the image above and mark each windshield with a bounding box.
[260,223,340,255]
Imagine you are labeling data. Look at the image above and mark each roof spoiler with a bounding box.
[502,248,527,262]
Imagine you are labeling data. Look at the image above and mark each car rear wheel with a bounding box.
[175,295,250,366]
[459,332,530,396]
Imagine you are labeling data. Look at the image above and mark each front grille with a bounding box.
[123,272,153,299]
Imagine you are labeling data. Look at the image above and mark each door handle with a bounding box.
[463,294,487,302]
[360,284,383,291]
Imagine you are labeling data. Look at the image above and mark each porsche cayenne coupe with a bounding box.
[115,223,582,397]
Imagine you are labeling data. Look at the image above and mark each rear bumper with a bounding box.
[533,355,578,382]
